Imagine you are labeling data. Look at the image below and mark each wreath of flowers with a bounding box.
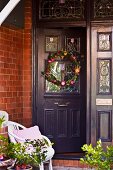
[41,50,82,88]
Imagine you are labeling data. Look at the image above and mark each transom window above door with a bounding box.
[39,0,85,20]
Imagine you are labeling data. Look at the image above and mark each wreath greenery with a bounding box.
[41,50,82,88]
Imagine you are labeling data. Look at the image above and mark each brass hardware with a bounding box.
[54,102,58,105]
[54,102,70,107]
[58,104,68,107]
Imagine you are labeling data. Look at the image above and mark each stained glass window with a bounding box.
[97,32,112,51]
[66,37,80,52]
[45,36,58,52]
[94,0,113,19]
[40,0,85,20]
[97,59,111,94]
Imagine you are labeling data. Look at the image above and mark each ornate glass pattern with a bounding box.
[45,36,58,52]
[97,32,112,51]
[94,0,113,18]
[40,0,85,20]
[97,59,111,94]
[45,61,80,93]
[66,37,80,52]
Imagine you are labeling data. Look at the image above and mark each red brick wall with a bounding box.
[0,27,24,122]
[23,0,32,126]
[0,0,32,126]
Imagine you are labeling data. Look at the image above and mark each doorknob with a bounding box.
[54,102,70,107]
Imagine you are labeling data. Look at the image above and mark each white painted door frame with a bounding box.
[0,0,21,26]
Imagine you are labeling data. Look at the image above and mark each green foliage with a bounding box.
[0,115,5,127]
[9,139,48,168]
[0,135,48,169]
[80,140,113,170]
[0,135,8,156]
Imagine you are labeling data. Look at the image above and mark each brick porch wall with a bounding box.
[23,0,32,126]
[0,0,32,126]
[0,27,24,122]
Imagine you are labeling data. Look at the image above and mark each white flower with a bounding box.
[25,144,35,155]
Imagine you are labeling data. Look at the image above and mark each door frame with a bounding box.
[32,0,91,149]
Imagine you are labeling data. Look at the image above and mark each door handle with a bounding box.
[54,102,70,107]
[54,103,69,107]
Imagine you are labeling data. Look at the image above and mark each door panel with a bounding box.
[91,26,113,147]
[36,28,86,153]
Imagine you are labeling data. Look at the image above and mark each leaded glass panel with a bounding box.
[66,37,80,53]
[97,59,111,94]
[94,0,113,18]
[40,0,85,20]
[97,32,112,51]
[45,36,58,52]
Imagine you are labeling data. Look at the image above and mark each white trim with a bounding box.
[0,0,21,26]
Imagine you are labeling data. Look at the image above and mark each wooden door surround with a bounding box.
[91,26,113,147]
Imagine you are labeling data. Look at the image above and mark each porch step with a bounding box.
[52,160,89,169]
[53,153,84,160]
[33,160,92,170]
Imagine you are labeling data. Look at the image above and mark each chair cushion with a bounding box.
[13,125,42,142]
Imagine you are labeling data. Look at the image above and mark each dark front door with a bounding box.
[36,27,86,153]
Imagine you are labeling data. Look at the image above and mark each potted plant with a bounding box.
[0,135,13,170]
[80,140,113,170]
[0,135,8,160]
[0,135,48,170]
[0,116,8,163]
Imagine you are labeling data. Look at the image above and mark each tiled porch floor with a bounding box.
[33,167,94,170]
[53,167,94,170]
